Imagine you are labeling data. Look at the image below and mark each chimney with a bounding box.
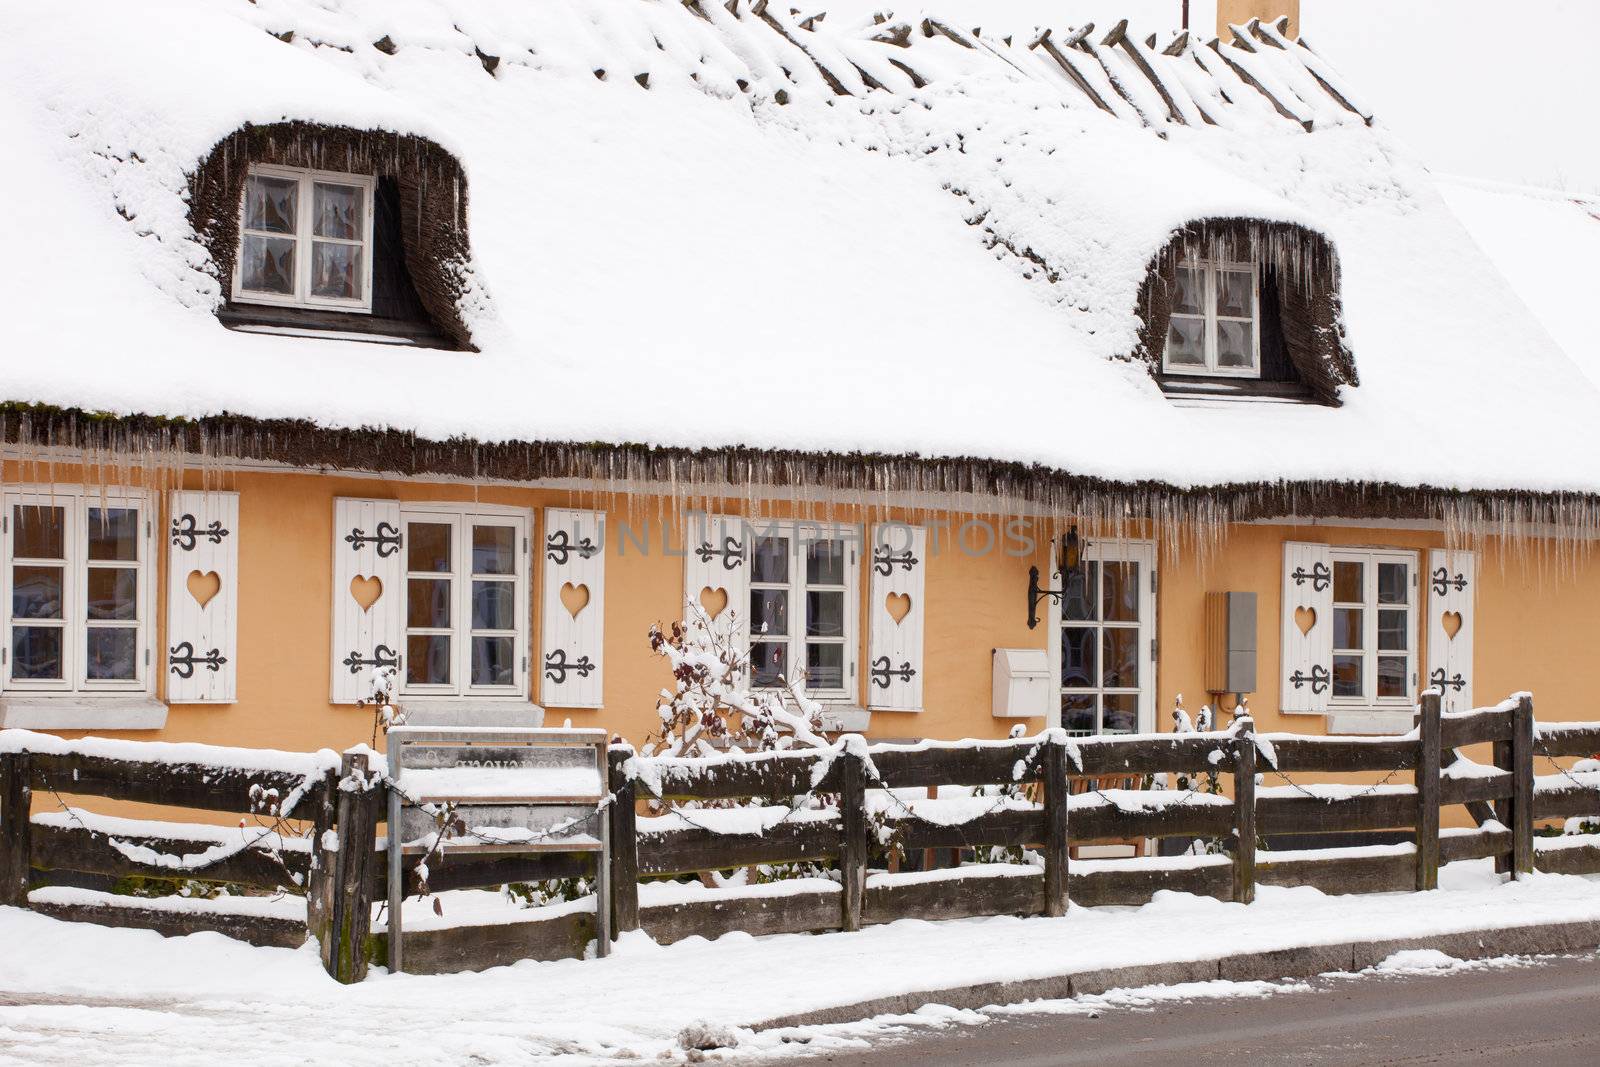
[1216,0,1299,40]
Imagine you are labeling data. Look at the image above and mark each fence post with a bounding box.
[1511,695,1535,878]
[1415,691,1441,891]
[306,767,338,957]
[1042,734,1070,918]
[839,738,868,933]
[325,751,381,984]
[0,753,31,908]
[607,746,640,936]
[1231,717,1256,905]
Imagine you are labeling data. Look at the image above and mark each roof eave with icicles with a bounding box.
[255,6,1372,134]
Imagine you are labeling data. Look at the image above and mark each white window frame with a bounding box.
[2,487,156,696]
[1047,538,1157,736]
[747,521,861,702]
[1162,257,1262,379]
[1329,547,1418,709]
[399,503,531,700]
[231,164,376,314]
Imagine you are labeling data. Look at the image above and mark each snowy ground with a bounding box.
[1,862,1597,1065]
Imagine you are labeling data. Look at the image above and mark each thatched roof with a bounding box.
[3,0,1599,522]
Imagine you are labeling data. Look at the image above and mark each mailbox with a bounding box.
[993,648,1051,718]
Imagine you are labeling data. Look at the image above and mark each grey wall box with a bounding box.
[1205,591,1258,694]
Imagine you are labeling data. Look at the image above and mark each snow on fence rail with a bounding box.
[3,692,1600,981]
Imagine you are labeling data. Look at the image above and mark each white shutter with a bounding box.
[165,491,239,704]
[684,512,749,659]
[330,497,404,704]
[541,508,605,708]
[1281,541,1334,713]
[867,524,926,711]
[1426,548,1476,713]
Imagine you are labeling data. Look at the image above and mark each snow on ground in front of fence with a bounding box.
[1,862,1599,1065]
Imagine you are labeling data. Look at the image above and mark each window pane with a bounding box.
[1217,270,1253,319]
[407,523,451,573]
[240,235,296,295]
[313,182,362,240]
[1103,693,1138,735]
[1333,607,1363,650]
[86,627,136,681]
[1061,626,1096,689]
[1061,693,1096,737]
[12,566,63,620]
[1173,265,1204,316]
[805,590,844,638]
[1166,315,1205,366]
[472,525,516,575]
[1062,561,1098,622]
[1377,563,1408,605]
[1332,654,1363,699]
[1102,561,1139,622]
[86,567,137,621]
[1217,320,1254,368]
[244,174,297,235]
[805,539,845,585]
[1378,609,1408,652]
[407,578,451,628]
[311,241,362,300]
[1377,655,1408,699]
[470,636,515,687]
[750,536,789,584]
[749,588,789,639]
[471,580,515,631]
[14,505,64,559]
[87,507,138,561]
[805,642,844,690]
[407,634,451,686]
[1102,628,1139,689]
[750,641,787,687]
[1333,561,1363,603]
[11,626,62,680]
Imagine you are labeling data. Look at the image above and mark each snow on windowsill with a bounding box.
[395,698,546,730]
[0,694,168,732]
[1326,708,1415,736]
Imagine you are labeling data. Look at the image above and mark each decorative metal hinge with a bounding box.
[543,648,595,684]
[869,655,916,689]
[1430,567,1469,597]
[169,642,227,679]
[171,513,231,551]
[871,544,919,576]
[1289,664,1332,694]
[545,529,599,564]
[1429,668,1467,693]
[696,535,744,571]
[342,644,400,674]
[345,522,402,558]
[1290,562,1332,592]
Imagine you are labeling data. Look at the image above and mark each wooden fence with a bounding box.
[3,692,1599,981]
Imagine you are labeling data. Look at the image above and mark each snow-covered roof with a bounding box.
[5,0,1600,512]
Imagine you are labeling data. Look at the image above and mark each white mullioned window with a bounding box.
[1163,257,1261,377]
[232,164,376,313]
[748,523,859,698]
[2,489,156,694]
[1330,548,1417,707]
[1049,538,1157,736]
[401,505,530,699]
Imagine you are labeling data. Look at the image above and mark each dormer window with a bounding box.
[1162,258,1259,378]
[233,165,375,313]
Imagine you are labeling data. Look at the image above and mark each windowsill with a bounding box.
[393,697,546,729]
[0,695,168,732]
[1157,375,1320,406]
[1326,708,1416,736]
[218,302,455,350]
[818,705,871,733]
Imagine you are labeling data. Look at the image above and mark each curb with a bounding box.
[751,919,1600,1031]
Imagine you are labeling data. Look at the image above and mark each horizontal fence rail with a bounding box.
[3,690,1599,979]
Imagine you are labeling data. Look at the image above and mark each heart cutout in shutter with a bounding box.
[1294,605,1317,636]
[699,586,728,620]
[885,591,912,625]
[186,570,221,610]
[1442,611,1463,640]
[349,575,383,613]
[560,582,590,619]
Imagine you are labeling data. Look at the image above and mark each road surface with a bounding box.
[774,953,1600,1066]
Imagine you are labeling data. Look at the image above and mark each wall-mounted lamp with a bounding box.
[1026,525,1081,630]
